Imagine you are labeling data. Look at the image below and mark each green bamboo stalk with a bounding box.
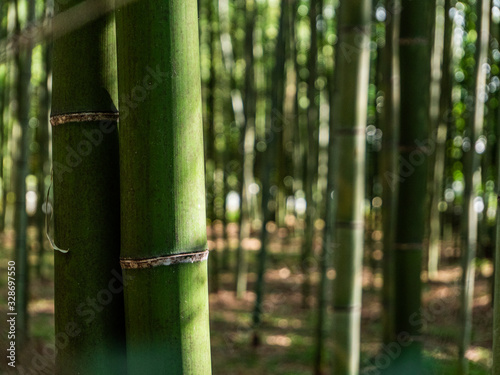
[0,0,7,234]
[235,0,256,299]
[493,57,500,371]
[51,0,126,373]
[236,184,252,298]
[211,0,227,278]
[36,10,52,278]
[391,0,434,371]
[380,0,401,346]
[314,85,334,374]
[482,11,500,304]
[493,15,500,366]
[364,0,380,267]
[252,0,288,345]
[329,0,371,373]
[428,0,452,281]
[220,169,230,271]
[292,0,305,203]
[313,2,332,371]
[302,0,319,308]
[35,77,49,279]
[116,0,212,373]
[458,1,491,373]
[494,206,500,374]
[217,0,234,273]
[1,4,13,235]
[12,0,35,348]
[490,13,500,375]
[207,0,220,294]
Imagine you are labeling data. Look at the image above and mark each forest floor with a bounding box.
[0,223,494,374]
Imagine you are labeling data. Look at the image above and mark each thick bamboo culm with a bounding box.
[115,0,212,373]
[391,0,434,372]
[51,0,126,373]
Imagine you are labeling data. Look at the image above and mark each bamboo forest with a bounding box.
[5,0,500,374]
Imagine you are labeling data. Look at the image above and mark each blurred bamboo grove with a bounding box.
[4,0,500,374]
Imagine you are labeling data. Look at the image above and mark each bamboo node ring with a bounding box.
[50,112,119,126]
[120,250,209,269]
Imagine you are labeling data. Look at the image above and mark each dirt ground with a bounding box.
[0,224,494,374]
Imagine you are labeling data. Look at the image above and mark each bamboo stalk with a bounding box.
[391,0,434,371]
[314,93,334,374]
[12,0,35,348]
[302,0,319,308]
[458,1,491,373]
[235,0,256,299]
[51,0,126,373]
[493,12,500,375]
[380,0,401,346]
[314,2,332,371]
[252,0,288,345]
[36,6,52,278]
[0,0,7,235]
[428,0,453,281]
[493,77,500,372]
[329,0,371,373]
[116,0,212,373]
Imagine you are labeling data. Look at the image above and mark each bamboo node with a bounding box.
[50,112,119,126]
[399,37,429,46]
[332,305,362,313]
[332,127,366,135]
[120,250,209,269]
[394,243,423,251]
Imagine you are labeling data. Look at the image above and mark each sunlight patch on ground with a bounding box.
[266,335,292,347]
[241,238,261,251]
[29,298,54,314]
[480,262,494,278]
[278,267,291,279]
[475,294,491,307]
[373,274,383,289]
[362,301,381,319]
[433,266,462,283]
[422,284,459,304]
[265,268,301,284]
[465,346,492,367]
[269,242,282,252]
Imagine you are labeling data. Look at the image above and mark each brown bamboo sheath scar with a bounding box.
[50,112,119,126]
[120,250,210,269]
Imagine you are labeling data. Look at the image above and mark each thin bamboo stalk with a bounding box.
[428,0,453,281]
[302,0,319,308]
[329,0,371,373]
[12,0,35,348]
[493,76,500,372]
[36,14,52,278]
[380,0,401,346]
[458,1,491,373]
[252,0,288,345]
[235,0,256,299]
